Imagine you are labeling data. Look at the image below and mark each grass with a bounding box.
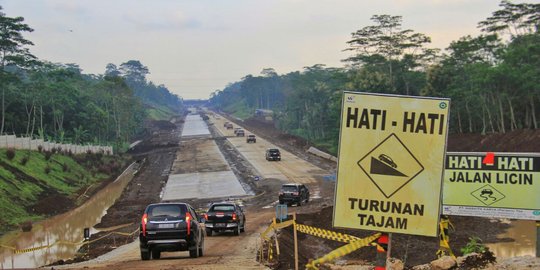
[0,149,123,232]
[225,101,252,120]
[147,104,177,121]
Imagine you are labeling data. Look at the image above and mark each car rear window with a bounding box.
[147,204,186,219]
[269,149,279,153]
[210,205,235,212]
[281,185,298,192]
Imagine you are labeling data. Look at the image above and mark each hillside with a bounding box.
[0,149,129,234]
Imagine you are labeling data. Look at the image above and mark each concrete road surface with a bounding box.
[209,114,327,184]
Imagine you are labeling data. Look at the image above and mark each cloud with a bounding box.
[45,0,87,15]
[122,10,202,31]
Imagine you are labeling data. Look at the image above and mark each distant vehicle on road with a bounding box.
[236,129,245,136]
[223,121,229,127]
[279,183,310,206]
[265,148,281,161]
[204,202,246,236]
[225,122,233,129]
[139,202,205,260]
[246,134,256,143]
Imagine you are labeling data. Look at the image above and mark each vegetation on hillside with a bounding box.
[0,7,183,149]
[0,148,129,233]
[209,1,539,155]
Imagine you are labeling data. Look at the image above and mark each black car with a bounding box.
[279,183,310,206]
[204,202,246,236]
[265,148,281,161]
[139,203,205,260]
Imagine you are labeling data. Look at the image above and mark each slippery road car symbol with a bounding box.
[480,189,496,201]
[378,154,397,168]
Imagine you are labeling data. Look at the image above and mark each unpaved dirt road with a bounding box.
[55,113,333,270]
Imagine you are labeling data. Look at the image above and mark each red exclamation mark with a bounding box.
[483,152,495,166]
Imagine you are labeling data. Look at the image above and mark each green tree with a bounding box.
[0,6,36,134]
[344,15,433,94]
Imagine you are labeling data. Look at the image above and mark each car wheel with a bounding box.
[240,222,245,233]
[306,195,310,203]
[297,199,302,206]
[189,244,199,258]
[198,238,204,257]
[141,250,150,261]
[206,228,213,236]
[152,249,161,259]
[234,225,240,236]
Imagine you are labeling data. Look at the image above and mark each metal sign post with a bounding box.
[537,221,540,258]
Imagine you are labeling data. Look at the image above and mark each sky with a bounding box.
[0,0,525,99]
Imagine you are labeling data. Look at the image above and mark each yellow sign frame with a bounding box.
[333,92,450,237]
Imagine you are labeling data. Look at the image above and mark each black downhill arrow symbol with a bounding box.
[369,157,408,177]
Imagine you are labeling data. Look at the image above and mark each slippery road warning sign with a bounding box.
[333,92,450,237]
[443,152,540,220]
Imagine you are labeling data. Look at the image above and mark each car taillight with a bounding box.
[293,192,299,196]
[186,213,192,236]
[141,213,148,236]
[204,213,208,220]
[232,213,237,221]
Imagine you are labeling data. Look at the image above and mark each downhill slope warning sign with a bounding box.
[333,92,450,237]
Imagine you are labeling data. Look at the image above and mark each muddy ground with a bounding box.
[50,120,182,265]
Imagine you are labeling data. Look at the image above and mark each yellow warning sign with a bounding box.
[443,152,540,220]
[333,92,450,237]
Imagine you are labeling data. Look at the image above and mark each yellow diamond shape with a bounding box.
[357,133,424,198]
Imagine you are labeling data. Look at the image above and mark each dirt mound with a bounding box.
[273,206,511,269]
[448,129,540,152]
[32,193,74,215]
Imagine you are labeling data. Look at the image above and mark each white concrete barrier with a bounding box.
[307,146,338,162]
[0,135,113,155]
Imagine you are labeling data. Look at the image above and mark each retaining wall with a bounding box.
[0,135,113,155]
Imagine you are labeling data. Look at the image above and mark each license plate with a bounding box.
[159,223,175,229]
[216,223,226,227]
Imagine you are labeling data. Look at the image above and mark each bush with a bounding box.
[461,236,486,255]
[44,151,52,161]
[20,156,29,166]
[98,164,112,174]
[6,148,15,160]
[37,145,43,152]
[51,147,58,154]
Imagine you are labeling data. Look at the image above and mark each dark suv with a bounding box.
[279,183,310,206]
[139,203,205,260]
[265,148,281,161]
[204,202,246,236]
